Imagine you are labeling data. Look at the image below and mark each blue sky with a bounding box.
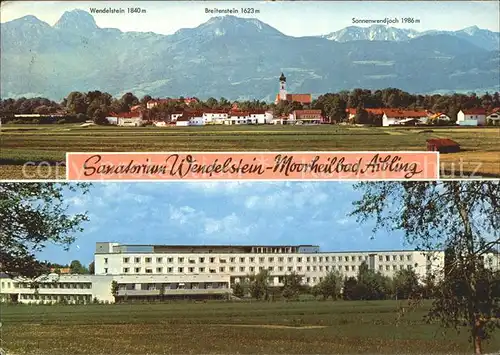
[1,1,499,35]
[38,182,410,266]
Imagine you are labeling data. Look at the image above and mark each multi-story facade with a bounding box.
[3,242,497,305]
[94,242,446,286]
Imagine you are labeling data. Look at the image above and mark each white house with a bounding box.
[271,116,291,125]
[457,108,487,126]
[248,110,268,124]
[170,112,183,123]
[106,112,144,127]
[226,111,250,125]
[289,110,323,125]
[202,111,229,125]
[486,108,500,125]
[382,109,428,127]
[189,114,204,126]
[175,112,204,126]
[175,117,190,127]
[264,111,274,124]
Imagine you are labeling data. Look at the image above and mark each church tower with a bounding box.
[279,72,287,101]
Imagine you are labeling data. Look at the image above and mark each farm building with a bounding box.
[382,109,428,127]
[457,108,487,126]
[426,138,460,153]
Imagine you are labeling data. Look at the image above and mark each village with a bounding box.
[104,73,500,128]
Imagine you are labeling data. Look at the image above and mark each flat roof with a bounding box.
[96,243,443,254]
[101,243,318,248]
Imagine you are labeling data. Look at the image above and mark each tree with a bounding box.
[159,283,166,301]
[88,261,95,275]
[65,92,87,115]
[120,92,139,109]
[248,270,271,300]
[356,262,391,300]
[342,277,359,300]
[111,280,119,302]
[232,282,245,299]
[140,95,152,106]
[314,270,343,300]
[0,183,91,278]
[69,260,89,274]
[354,107,369,124]
[351,181,500,354]
[392,268,421,300]
[206,97,218,109]
[281,272,303,300]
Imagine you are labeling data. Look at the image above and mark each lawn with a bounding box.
[1,300,498,354]
[1,124,499,179]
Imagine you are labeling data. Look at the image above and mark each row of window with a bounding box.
[108,264,416,275]
[119,282,229,291]
[19,294,91,301]
[109,254,414,265]
[12,282,92,289]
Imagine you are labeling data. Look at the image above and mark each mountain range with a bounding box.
[322,25,500,52]
[1,10,499,101]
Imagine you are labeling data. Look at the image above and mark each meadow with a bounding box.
[0,124,499,179]
[1,300,498,355]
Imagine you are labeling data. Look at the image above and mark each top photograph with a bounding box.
[0,1,499,180]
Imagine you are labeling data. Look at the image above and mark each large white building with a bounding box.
[3,242,498,304]
[93,242,446,286]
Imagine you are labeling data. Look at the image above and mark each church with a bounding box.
[274,72,312,105]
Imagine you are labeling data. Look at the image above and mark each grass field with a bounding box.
[1,300,498,355]
[1,124,499,180]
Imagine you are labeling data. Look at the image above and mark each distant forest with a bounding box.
[1,88,499,125]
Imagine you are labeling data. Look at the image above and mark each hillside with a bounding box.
[1,10,499,101]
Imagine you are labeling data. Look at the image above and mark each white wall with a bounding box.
[118,118,143,127]
[170,113,183,122]
[457,111,486,125]
[94,249,446,287]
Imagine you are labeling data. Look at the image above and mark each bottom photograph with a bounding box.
[1,181,499,355]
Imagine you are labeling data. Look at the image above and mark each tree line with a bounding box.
[1,88,498,125]
[43,260,94,275]
[232,261,500,303]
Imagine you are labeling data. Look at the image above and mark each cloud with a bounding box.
[204,213,252,237]
[37,181,409,264]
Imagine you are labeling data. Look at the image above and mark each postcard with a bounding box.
[1,1,499,180]
[1,180,499,354]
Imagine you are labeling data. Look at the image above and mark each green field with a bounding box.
[1,124,499,179]
[1,300,498,354]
